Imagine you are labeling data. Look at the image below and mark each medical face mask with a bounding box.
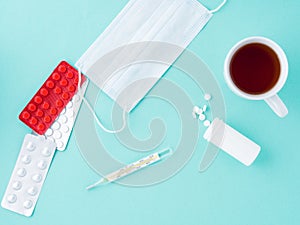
[76,0,226,114]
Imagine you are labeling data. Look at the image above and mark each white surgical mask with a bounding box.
[76,0,226,132]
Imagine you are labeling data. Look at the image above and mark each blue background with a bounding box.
[0,0,299,224]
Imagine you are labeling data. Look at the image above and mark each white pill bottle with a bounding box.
[203,118,261,166]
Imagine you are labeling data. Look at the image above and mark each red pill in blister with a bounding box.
[58,65,67,73]
[36,109,44,117]
[60,79,68,87]
[56,100,63,108]
[21,111,30,120]
[66,71,74,79]
[28,104,37,112]
[62,93,69,100]
[19,61,86,135]
[42,102,50,110]
[29,117,37,125]
[34,96,43,104]
[68,85,76,92]
[37,123,45,131]
[50,108,57,115]
[43,116,51,123]
[52,73,61,81]
[40,88,49,96]
[46,80,55,89]
[54,87,62,94]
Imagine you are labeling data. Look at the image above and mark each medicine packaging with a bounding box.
[43,81,88,151]
[19,61,85,135]
[1,134,56,217]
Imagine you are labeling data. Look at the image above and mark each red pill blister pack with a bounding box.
[19,61,85,135]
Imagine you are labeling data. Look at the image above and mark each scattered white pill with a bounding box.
[193,106,200,113]
[197,108,203,115]
[203,120,211,127]
[202,105,208,112]
[192,112,197,119]
[204,93,212,101]
[199,114,206,121]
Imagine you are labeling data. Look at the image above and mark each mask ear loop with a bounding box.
[76,68,127,134]
[74,1,228,133]
[209,0,227,13]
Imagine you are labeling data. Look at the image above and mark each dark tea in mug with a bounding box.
[229,43,281,95]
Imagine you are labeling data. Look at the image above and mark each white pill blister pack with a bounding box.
[43,81,88,151]
[2,82,88,217]
[1,134,56,217]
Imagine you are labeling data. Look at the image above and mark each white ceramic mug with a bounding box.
[224,36,288,118]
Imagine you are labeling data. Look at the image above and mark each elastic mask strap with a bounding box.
[77,68,127,134]
[209,0,227,13]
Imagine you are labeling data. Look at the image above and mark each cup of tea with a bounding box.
[224,36,288,118]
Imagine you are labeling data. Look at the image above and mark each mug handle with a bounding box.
[264,95,288,118]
